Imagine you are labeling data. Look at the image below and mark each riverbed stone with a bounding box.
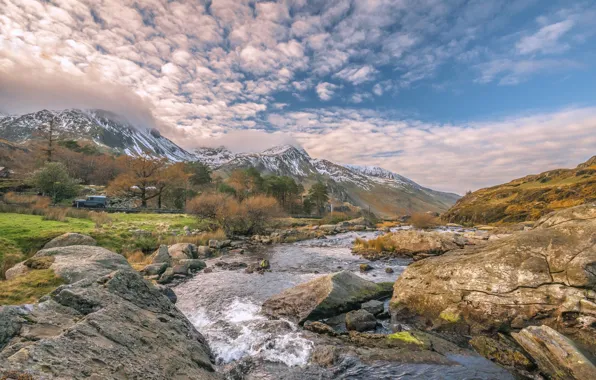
[469,335,534,371]
[168,243,197,261]
[141,262,168,276]
[346,309,377,332]
[356,230,462,260]
[262,271,393,324]
[179,259,206,271]
[391,204,596,353]
[0,249,219,379]
[151,245,171,265]
[43,233,96,249]
[361,300,384,316]
[512,325,596,380]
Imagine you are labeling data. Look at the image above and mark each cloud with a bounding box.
[516,20,574,55]
[334,65,378,85]
[316,82,338,101]
[476,58,582,85]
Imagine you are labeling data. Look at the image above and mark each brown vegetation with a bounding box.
[41,207,68,222]
[186,192,227,219]
[0,269,65,305]
[409,212,440,229]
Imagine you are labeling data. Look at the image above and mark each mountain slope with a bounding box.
[443,156,596,225]
[0,109,196,161]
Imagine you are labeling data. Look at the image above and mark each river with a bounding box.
[175,230,513,379]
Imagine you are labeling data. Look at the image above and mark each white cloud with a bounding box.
[334,65,378,85]
[516,20,574,55]
[316,82,338,101]
[476,58,582,85]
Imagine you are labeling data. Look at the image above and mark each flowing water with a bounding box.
[175,230,513,379]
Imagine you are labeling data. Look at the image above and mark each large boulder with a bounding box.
[0,251,219,379]
[512,325,596,380]
[168,243,198,261]
[43,233,96,249]
[356,230,462,260]
[345,309,377,332]
[262,271,393,324]
[391,204,596,353]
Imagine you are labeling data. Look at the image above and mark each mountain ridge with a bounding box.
[0,109,460,215]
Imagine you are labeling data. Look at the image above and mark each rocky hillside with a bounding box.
[443,156,596,224]
[0,109,196,161]
[0,109,459,215]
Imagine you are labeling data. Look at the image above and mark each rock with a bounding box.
[391,204,596,352]
[168,243,197,261]
[361,300,384,316]
[33,246,130,283]
[158,267,175,284]
[155,285,177,304]
[310,345,336,367]
[220,240,232,248]
[259,259,270,270]
[385,267,394,274]
[303,321,338,337]
[172,264,189,276]
[208,239,222,249]
[4,262,29,281]
[470,335,534,371]
[346,309,377,332]
[204,268,213,274]
[262,271,393,324]
[215,261,248,271]
[512,325,596,380]
[179,259,206,271]
[197,245,213,258]
[151,245,171,265]
[43,233,96,249]
[229,248,245,255]
[355,230,462,260]
[141,262,168,276]
[0,267,219,379]
[359,263,372,272]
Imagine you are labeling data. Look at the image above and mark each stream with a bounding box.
[175,230,513,379]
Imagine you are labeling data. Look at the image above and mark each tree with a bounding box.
[107,155,168,208]
[154,163,190,209]
[30,162,80,203]
[308,181,329,215]
[34,116,60,162]
[263,175,303,211]
[227,168,263,200]
[186,161,212,187]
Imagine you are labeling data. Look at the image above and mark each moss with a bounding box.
[0,269,65,305]
[387,332,423,345]
[439,310,461,323]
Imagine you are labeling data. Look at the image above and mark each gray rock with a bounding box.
[179,259,206,271]
[197,245,213,258]
[512,325,596,380]
[168,243,197,261]
[172,264,189,276]
[155,285,177,304]
[346,309,377,332]
[141,262,168,276]
[158,267,175,284]
[361,300,384,316]
[4,262,29,281]
[43,233,96,249]
[208,239,222,249]
[262,271,393,324]
[0,256,219,379]
[151,245,171,265]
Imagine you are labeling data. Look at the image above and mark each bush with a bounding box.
[320,211,351,225]
[134,235,158,253]
[41,207,68,222]
[30,162,80,203]
[186,192,227,219]
[410,212,439,229]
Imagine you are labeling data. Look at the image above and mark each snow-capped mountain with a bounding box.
[0,109,459,214]
[0,109,196,161]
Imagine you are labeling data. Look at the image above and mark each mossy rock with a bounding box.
[470,335,534,371]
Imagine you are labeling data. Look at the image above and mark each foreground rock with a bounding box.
[43,233,97,249]
[512,325,596,380]
[146,244,206,284]
[391,204,596,353]
[262,271,392,324]
[0,245,220,379]
[354,230,463,260]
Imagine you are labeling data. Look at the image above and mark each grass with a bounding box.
[0,269,65,305]
[0,238,24,280]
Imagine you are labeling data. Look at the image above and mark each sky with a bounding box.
[0,0,595,194]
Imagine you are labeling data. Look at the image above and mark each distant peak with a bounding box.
[261,144,308,156]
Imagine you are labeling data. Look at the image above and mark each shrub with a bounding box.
[242,195,283,234]
[90,211,113,228]
[41,207,68,222]
[29,162,80,203]
[134,235,158,253]
[186,192,227,219]
[320,211,351,225]
[159,229,226,246]
[410,212,439,229]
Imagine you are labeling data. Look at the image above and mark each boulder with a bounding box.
[197,245,213,258]
[172,264,189,276]
[32,245,130,283]
[179,259,206,271]
[158,267,175,284]
[141,262,168,276]
[168,243,197,261]
[4,262,29,281]
[151,245,171,265]
[310,345,337,367]
[262,271,393,324]
[361,300,384,316]
[303,321,338,337]
[346,309,377,332]
[0,267,219,379]
[208,239,222,249]
[469,335,534,371]
[364,230,462,260]
[43,233,96,249]
[390,204,596,352]
[512,325,596,380]
[359,263,372,272]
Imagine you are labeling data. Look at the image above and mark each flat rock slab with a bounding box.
[43,233,97,249]
[262,271,393,324]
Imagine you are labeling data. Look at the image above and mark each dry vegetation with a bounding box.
[444,156,596,225]
[409,212,440,229]
[0,269,65,305]
[354,234,396,253]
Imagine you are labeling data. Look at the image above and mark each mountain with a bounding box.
[0,109,460,215]
[0,109,196,161]
[443,156,596,225]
